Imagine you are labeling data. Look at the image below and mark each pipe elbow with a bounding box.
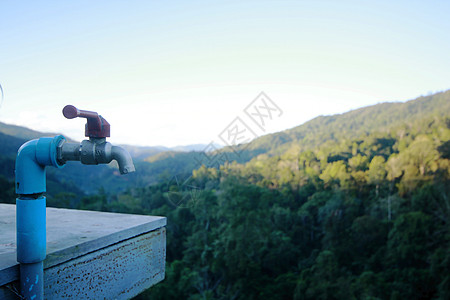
[111,146,135,175]
[15,136,65,195]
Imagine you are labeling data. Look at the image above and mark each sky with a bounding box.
[1,0,449,147]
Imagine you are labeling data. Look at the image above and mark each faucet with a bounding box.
[14,105,135,300]
[58,105,135,174]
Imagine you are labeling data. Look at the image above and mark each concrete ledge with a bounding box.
[0,204,166,299]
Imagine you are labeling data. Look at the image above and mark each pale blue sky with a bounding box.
[1,1,449,147]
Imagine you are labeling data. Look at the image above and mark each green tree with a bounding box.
[368,156,387,197]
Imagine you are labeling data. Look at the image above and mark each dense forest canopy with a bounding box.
[0,91,449,299]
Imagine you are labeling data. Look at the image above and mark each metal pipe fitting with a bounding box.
[57,139,135,175]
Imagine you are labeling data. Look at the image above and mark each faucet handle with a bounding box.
[63,105,110,138]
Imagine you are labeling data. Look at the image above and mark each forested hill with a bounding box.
[225,90,450,161]
[133,91,450,299]
[0,90,448,191]
[0,90,449,299]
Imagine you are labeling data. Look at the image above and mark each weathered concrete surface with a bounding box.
[44,228,166,299]
[0,203,166,298]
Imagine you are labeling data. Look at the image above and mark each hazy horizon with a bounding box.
[1,90,442,149]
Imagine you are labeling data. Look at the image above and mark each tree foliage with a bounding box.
[1,91,449,299]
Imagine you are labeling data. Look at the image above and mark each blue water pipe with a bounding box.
[15,105,135,299]
[15,135,65,300]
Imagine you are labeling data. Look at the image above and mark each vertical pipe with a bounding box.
[16,196,46,300]
[16,197,46,262]
[20,262,44,300]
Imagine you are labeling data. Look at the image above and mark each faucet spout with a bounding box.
[111,145,136,174]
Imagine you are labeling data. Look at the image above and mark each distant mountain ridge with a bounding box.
[0,90,448,195]
[3,90,447,163]
[220,90,450,161]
